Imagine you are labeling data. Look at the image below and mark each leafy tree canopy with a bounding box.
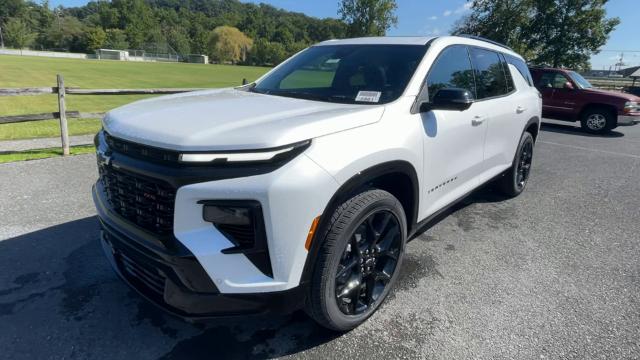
[3,17,37,49]
[452,0,620,70]
[339,0,398,37]
[0,0,348,65]
[207,25,252,64]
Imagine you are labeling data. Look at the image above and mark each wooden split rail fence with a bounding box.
[0,74,227,155]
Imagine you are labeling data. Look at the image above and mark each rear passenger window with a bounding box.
[506,55,534,86]
[500,53,515,93]
[469,47,510,99]
[426,45,476,101]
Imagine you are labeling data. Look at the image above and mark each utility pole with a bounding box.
[614,52,625,72]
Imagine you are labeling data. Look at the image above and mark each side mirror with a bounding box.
[564,81,574,90]
[420,88,474,112]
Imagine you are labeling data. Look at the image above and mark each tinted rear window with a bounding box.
[469,47,511,99]
[506,55,534,86]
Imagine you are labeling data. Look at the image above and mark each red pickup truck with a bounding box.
[529,67,640,133]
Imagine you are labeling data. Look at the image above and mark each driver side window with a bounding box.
[537,72,570,89]
[426,45,476,101]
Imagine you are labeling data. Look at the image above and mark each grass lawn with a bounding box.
[0,55,270,140]
[0,145,95,163]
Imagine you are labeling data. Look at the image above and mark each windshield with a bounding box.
[568,71,593,89]
[250,44,428,105]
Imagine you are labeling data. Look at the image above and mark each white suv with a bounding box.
[93,36,541,331]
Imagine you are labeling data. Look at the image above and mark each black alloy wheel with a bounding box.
[516,140,533,191]
[334,210,402,315]
[305,189,407,331]
[496,131,535,197]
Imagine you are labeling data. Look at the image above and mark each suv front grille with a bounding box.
[99,165,175,235]
[104,132,180,164]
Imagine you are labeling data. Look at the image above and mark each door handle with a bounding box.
[516,106,526,114]
[471,116,485,126]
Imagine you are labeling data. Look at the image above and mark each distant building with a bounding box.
[96,49,129,61]
[583,69,621,77]
[619,66,640,78]
[186,54,209,64]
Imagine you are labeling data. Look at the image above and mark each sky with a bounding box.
[49,0,640,70]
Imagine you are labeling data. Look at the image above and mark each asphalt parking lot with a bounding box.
[1,120,639,359]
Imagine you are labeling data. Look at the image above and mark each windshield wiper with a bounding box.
[268,90,332,102]
[252,89,375,104]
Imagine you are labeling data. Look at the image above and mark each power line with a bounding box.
[598,49,640,53]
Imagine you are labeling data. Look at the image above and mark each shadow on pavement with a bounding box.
[0,217,338,360]
[0,184,505,359]
[409,183,508,241]
[541,122,625,138]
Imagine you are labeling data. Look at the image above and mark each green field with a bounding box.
[0,55,270,140]
[0,145,96,164]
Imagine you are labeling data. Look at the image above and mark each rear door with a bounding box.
[467,47,522,179]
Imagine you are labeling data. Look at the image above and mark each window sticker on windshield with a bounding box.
[326,58,341,64]
[355,91,382,103]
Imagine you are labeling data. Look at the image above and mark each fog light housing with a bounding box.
[199,200,273,277]
[203,205,252,226]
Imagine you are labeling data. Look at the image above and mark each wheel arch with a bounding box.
[298,160,419,287]
[524,116,541,142]
[579,103,618,121]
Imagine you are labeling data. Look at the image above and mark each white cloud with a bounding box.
[428,15,438,20]
[445,2,472,17]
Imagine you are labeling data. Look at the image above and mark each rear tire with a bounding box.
[305,189,407,331]
[496,132,534,197]
[580,107,615,133]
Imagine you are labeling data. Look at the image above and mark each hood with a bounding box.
[103,88,385,151]
[583,87,640,102]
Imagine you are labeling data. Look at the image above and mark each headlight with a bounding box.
[179,140,310,164]
[624,101,638,113]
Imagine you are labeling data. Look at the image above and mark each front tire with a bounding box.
[580,107,615,133]
[306,189,407,331]
[496,131,534,197]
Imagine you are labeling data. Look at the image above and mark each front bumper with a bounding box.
[618,113,640,125]
[94,184,306,319]
[92,130,340,317]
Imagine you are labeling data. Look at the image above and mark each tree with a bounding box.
[3,17,36,49]
[338,0,397,37]
[0,0,354,57]
[166,27,191,55]
[207,26,252,64]
[247,39,287,65]
[105,28,129,49]
[451,0,535,56]
[0,0,24,23]
[86,27,106,51]
[43,14,85,51]
[453,0,620,69]
[528,0,619,69]
[111,0,155,49]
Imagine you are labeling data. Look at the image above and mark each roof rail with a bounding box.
[456,34,513,51]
